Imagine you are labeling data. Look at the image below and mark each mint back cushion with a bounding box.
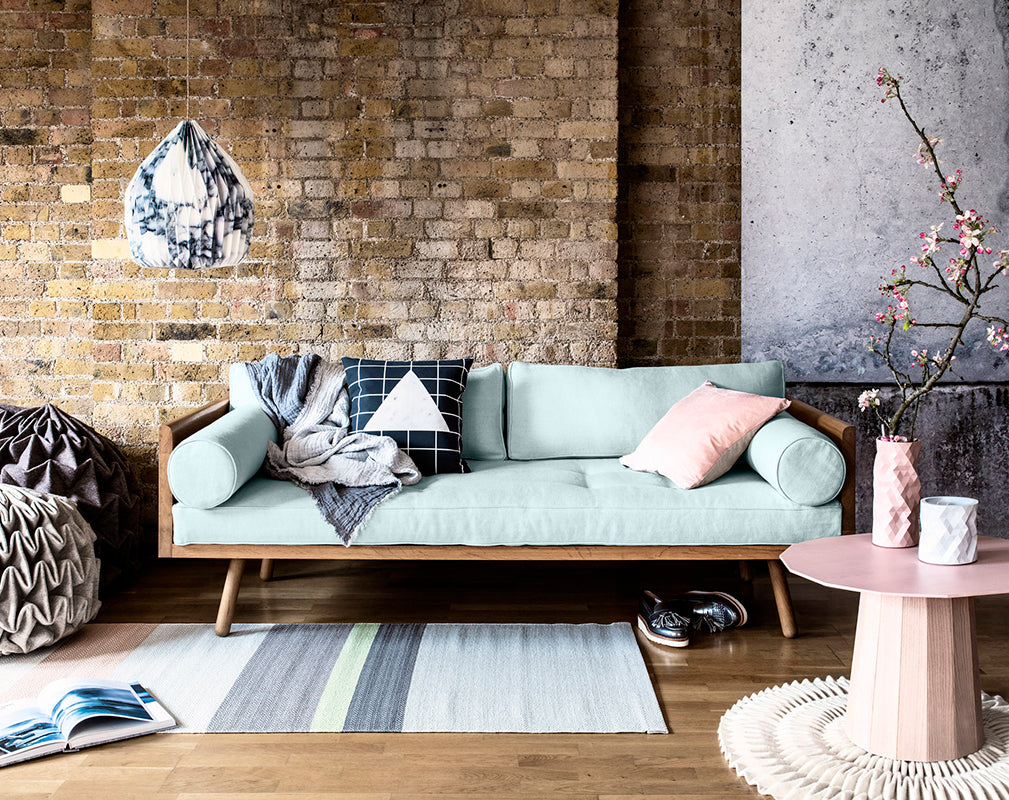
[505,361,786,460]
[461,364,506,461]
[229,362,259,410]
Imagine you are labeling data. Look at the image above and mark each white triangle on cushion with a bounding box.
[362,369,450,432]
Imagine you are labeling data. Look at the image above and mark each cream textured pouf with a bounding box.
[0,485,101,655]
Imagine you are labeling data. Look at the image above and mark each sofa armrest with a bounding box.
[783,397,856,535]
[158,399,230,557]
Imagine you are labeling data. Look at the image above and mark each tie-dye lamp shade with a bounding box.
[124,120,254,270]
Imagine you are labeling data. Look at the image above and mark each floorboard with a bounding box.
[9,557,1009,799]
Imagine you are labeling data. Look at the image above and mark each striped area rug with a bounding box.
[0,622,667,734]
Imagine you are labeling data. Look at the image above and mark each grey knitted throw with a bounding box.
[244,354,420,545]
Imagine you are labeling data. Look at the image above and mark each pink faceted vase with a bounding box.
[872,438,921,547]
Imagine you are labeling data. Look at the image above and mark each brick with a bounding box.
[92,281,154,299]
[29,300,56,317]
[492,160,555,179]
[494,78,557,98]
[154,282,219,300]
[91,239,131,260]
[156,322,217,341]
[3,224,30,239]
[46,279,91,298]
[92,303,121,321]
[219,323,279,341]
[60,184,91,203]
[171,341,205,362]
[353,240,414,258]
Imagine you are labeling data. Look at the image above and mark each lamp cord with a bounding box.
[185,0,190,121]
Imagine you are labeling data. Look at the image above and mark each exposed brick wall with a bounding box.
[0,0,743,530]
[0,0,92,415]
[616,0,741,367]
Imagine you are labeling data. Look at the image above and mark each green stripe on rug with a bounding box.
[310,622,379,732]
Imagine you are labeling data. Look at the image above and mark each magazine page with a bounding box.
[38,678,175,750]
[0,701,67,768]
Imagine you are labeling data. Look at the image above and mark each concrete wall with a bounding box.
[742,0,1009,382]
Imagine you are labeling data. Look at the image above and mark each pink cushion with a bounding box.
[620,382,790,489]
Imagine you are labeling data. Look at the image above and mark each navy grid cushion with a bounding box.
[341,357,473,475]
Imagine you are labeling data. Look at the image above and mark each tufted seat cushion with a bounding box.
[0,485,101,655]
[173,459,841,548]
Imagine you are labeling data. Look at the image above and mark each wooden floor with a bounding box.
[8,557,1009,799]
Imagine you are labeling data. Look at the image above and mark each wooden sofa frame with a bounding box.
[158,396,856,638]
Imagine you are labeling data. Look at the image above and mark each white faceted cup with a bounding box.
[918,496,978,566]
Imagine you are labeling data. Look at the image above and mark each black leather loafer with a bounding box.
[678,590,748,633]
[637,590,691,648]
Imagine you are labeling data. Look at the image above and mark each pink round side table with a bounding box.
[781,534,1009,762]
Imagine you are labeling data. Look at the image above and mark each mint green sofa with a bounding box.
[158,361,854,637]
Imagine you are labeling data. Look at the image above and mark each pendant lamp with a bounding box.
[123,0,254,270]
[124,120,254,269]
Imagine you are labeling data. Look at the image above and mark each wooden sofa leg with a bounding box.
[767,559,798,638]
[215,559,246,637]
[738,560,754,582]
[259,559,274,581]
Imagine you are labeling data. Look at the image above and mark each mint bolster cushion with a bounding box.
[167,405,276,509]
[461,363,506,461]
[744,412,846,506]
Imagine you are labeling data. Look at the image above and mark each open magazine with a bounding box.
[0,678,176,767]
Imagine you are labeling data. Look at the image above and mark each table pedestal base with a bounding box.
[846,593,983,761]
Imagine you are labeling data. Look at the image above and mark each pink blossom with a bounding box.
[994,250,1009,276]
[956,210,985,255]
[939,170,963,202]
[915,137,942,165]
[987,325,1009,352]
[916,224,942,259]
[877,67,901,102]
[858,389,880,411]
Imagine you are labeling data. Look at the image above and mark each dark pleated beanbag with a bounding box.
[0,404,142,591]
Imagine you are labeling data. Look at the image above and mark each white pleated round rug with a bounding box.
[718,676,1009,800]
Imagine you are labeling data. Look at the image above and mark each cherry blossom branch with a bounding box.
[860,69,1009,438]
